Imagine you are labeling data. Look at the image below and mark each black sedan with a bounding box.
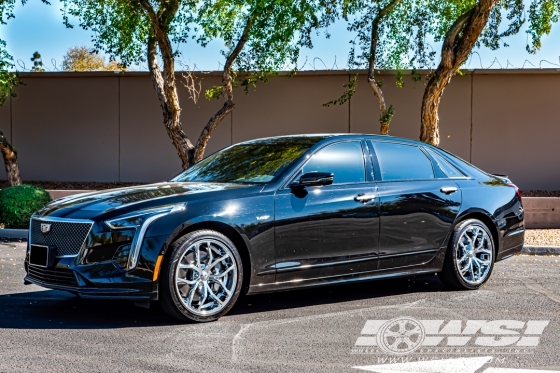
[24,134,524,322]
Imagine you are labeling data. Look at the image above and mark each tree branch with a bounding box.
[367,0,401,133]
[194,11,258,162]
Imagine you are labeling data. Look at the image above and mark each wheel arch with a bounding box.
[452,210,500,255]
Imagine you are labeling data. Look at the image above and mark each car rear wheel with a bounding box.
[159,230,243,322]
[438,219,495,290]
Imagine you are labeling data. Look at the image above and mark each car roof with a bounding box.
[238,133,424,146]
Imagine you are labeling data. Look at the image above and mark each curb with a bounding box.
[521,245,560,255]
[0,229,28,240]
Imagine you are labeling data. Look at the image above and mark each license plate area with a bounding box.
[29,245,57,268]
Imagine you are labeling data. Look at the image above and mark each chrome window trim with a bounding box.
[30,216,94,258]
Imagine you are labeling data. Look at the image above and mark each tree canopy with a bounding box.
[61,46,124,71]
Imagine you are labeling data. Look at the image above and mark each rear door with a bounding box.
[274,140,379,282]
[369,141,462,269]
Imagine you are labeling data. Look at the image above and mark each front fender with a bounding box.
[137,194,276,285]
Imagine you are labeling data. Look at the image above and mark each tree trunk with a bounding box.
[0,131,21,186]
[367,0,401,135]
[420,0,498,146]
[380,121,390,135]
[141,1,195,169]
[194,12,256,163]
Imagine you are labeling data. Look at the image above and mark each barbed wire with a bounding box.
[10,53,560,72]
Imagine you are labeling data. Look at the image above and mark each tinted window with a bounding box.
[425,148,464,178]
[302,141,365,184]
[373,142,434,181]
[172,137,325,184]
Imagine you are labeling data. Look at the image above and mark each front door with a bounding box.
[274,141,379,283]
[370,141,462,269]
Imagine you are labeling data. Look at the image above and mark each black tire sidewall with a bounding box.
[161,230,244,322]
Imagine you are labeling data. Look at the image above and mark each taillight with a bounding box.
[507,183,522,204]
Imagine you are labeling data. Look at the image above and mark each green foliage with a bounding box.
[0,1,50,104]
[0,40,18,106]
[380,104,394,124]
[0,185,52,228]
[198,0,326,99]
[204,70,271,100]
[395,69,404,88]
[30,51,44,72]
[323,73,358,107]
[61,0,196,68]
[343,0,437,72]
[526,0,560,53]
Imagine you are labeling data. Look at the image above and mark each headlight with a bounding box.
[104,203,187,270]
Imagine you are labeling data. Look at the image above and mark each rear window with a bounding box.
[425,148,465,178]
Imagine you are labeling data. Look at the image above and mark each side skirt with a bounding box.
[246,254,444,295]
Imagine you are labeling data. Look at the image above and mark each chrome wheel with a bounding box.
[174,239,238,316]
[455,224,493,285]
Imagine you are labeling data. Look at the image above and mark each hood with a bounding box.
[34,182,254,220]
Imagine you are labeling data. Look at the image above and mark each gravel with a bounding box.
[523,190,560,197]
[524,229,560,246]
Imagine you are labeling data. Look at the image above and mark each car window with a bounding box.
[301,141,365,184]
[425,148,465,178]
[171,137,324,184]
[373,142,434,181]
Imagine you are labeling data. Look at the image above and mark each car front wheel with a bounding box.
[159,229,243,322]
[438,219,495,290]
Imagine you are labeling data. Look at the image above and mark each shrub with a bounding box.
[0,185,52,229]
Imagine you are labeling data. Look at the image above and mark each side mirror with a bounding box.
[290,172,334,188]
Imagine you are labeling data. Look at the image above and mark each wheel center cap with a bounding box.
[201,271,209,281]
[469,251,474,258]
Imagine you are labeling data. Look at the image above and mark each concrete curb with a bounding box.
[0,229,28,239]
[521,245,560,255]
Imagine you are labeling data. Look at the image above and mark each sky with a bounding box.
[1,0,559,72]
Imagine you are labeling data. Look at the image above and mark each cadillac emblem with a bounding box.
[40,223,52,234]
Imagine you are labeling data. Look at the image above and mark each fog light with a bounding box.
[113,244,131,269]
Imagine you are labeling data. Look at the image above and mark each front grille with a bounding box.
[27,265,79,287]
[31,219,93,256]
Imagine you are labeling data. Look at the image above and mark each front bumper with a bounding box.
[24,235,169,301]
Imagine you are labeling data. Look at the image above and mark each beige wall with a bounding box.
[1,70,559,190]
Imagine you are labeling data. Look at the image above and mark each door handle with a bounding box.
[354,193,376,203]
[440,186,458,194]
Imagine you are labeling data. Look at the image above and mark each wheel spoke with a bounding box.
[178,263,201,273]
[460,259,471,275]
[207,255,229,271]
[211,265,234,278]
[186,283,198,308]
[211,278,232,296]
[195,243,201,269]
[174,238,238,316]
[177,277,198,285]
[205,282,224,306]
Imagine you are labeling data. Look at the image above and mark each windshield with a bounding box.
[171,137,326,184]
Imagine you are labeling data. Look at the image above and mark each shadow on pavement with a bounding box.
[0,274,444,329]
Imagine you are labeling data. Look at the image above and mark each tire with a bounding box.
[438,219,495,290]
[159,229,243,322]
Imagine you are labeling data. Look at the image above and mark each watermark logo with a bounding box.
[376,317,425,355]
[353,317,550,355]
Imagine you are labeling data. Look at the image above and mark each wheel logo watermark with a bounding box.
[376,317,425,355]
[352,318,550,355]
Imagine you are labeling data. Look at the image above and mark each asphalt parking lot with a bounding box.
[0,241,559,373]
